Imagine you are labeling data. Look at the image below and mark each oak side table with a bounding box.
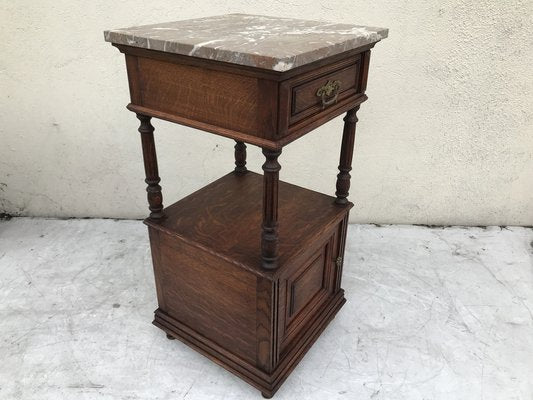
[105,14,387,398]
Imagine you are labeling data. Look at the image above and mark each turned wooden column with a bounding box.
[261,148,281,269]
[335,106,359,205]
[234,141,247,174]
[137,114,164,219]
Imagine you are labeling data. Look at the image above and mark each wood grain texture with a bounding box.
[334,214,350,291]
[265,290,346,395]
[291,59,360,122]
[261,149,282,270]
[335,106,360,204]
[137,114,164,219]
[145,171,352,278]
[153,290,346,398]
[289,250,326,318]
[127,103,280,150]
[154,229,257,364]
[279,217,344,355]
[234,141,248,174]
[147,179,350,397]
[256,277,279,373]
[119,45,372,149]
[359,50,372,93]
[125,54,142,104]
[147,229,166,310]
[112,39,377,398]
[278,55,362,136]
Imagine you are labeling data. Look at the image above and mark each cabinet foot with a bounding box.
[261,392,273,399]
[166,333,175,340]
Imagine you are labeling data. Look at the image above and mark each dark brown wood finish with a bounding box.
[137,114,164,219]
[335,106,360,205]
[280,55,363,130]
[234,141,247,174]
[261,149,282,270]
[117,44,373,150]
[146,172,351,397]
[137,57,261,135]
[112,39,378,397]
[159,233,258,364]
[144,172,351,277]
[256,277,278,374]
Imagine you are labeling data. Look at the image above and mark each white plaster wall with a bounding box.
[1,0,532,225]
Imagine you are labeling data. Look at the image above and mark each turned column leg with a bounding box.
[137,114,164,219]
[261,148,281,270]
[234,141,247,174]
[335,106,359,205]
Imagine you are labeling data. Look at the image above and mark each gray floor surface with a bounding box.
[0,218,532,400]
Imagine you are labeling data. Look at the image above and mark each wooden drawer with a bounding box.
[278,53,365,136]
[119,44,370,149]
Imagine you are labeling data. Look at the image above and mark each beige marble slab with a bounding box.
[104,14,388,72]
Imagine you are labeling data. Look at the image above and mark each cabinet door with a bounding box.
[278,216,347,355]
[333,214,349,292]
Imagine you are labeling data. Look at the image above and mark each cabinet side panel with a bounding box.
[156,232,257,365]
[125,54,142,104]
[136,57,261,136]
[359,50,371,93]
[257,79,279,138]
[148,227,166,310]
[256,278,279,373]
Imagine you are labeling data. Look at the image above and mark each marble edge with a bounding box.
[103,18,389,72]
[269,29,388,72]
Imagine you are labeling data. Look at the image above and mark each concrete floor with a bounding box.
[0,218,532,400]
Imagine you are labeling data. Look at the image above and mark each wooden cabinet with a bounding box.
[105,13,386,398]
[146,172,350,394]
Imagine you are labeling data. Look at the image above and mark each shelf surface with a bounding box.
[145,171,352,276]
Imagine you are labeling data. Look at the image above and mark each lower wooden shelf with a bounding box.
[145,171,352,397]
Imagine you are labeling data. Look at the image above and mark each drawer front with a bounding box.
[289,55,363,126]
[277,52,368,138]
[291,61,359,122]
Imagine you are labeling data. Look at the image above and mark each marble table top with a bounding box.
[104,14,388,72]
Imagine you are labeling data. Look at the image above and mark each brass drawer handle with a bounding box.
[316,80,341,109]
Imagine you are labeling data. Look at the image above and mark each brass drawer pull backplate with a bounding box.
[316,80,341,108]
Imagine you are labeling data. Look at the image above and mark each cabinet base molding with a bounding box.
[154,291,345,397]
